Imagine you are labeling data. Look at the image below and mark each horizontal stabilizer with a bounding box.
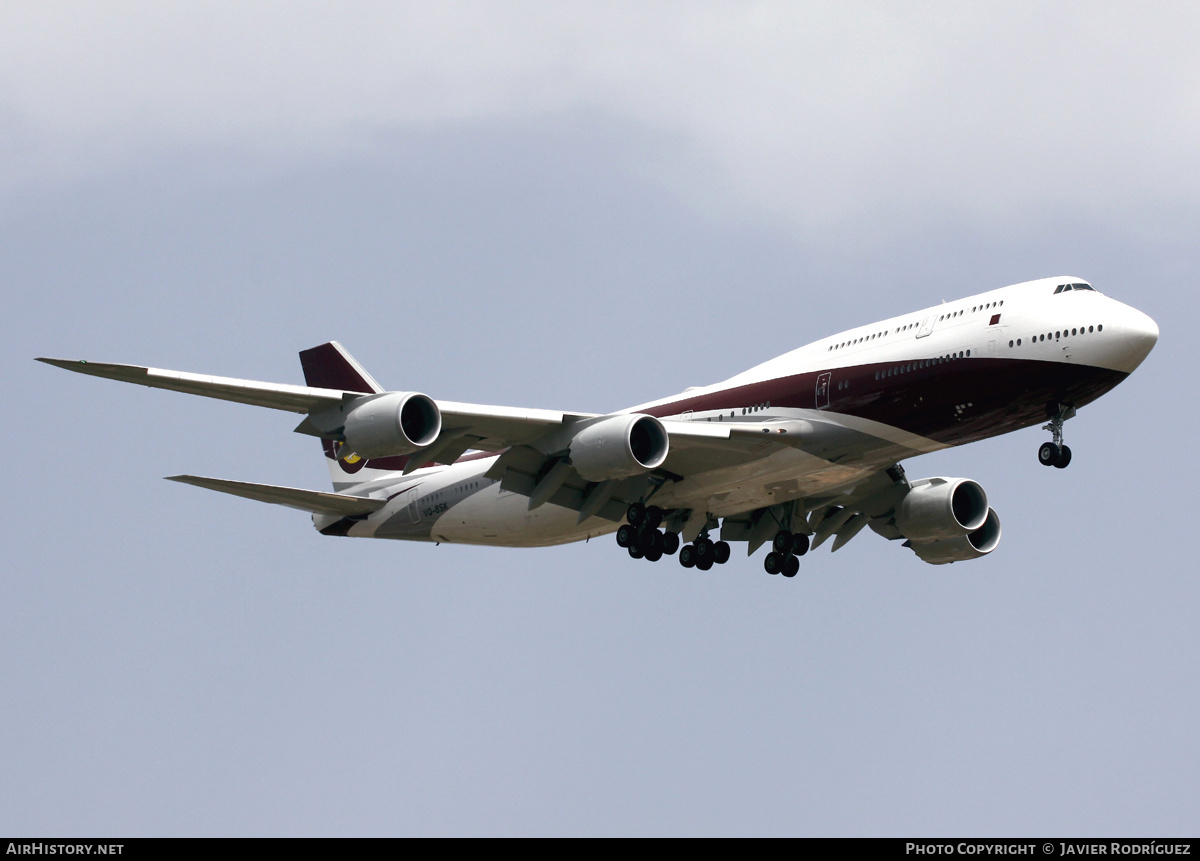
[166,475,385,517]
[37,358,347,413]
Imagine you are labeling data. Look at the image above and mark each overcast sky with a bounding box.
[3,2,1198,836]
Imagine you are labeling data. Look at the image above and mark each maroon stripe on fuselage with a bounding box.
[328,357,1129,474]
[641,357,1128,447]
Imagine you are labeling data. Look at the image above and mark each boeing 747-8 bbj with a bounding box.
[40,276,1158,576]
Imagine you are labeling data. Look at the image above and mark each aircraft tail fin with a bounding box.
[298,342,391,488]
[298,341,384,394]
[166,475,384,517]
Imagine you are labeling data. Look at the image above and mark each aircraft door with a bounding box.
[987,326,1002,356]
[916,315,936,338]
[815,372,831,408]
[399,486,420,523]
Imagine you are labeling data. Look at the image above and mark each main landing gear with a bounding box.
[1038,405,1076,469]
[617,503,681,563]
[678,535,731,571]
[616,503,729,570]
[763,529,809,578]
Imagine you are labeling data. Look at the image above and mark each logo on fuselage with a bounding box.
[323,439,367,474]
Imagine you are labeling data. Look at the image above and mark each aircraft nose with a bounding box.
[1115,307,1159,372]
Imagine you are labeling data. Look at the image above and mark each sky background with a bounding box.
[2,2,1198,836]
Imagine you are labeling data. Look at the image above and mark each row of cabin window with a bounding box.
[829,299,1007,352]
[1008,324,1102,348]
[829,330,890,351]
[424,480,483,500]
[703,403,772,421]
[942,299,1004,323]
[873,351,970,380]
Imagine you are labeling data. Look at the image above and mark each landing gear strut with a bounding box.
[1039,404,1076,469]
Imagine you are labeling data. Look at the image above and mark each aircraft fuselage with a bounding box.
[317,276,1157,549]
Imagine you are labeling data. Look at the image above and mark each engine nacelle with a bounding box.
[341,392,442,459]
[894,477,989,542]
[569,413,669,482]
[908,508,1002,564]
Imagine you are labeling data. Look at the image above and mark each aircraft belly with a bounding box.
[656,406,933,511]
[429,483,618,548]
[656,439,906,517]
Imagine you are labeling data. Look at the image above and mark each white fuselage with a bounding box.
[316,277,1158,547]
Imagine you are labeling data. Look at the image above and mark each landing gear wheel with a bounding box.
[662,532,680,556]
[783,555,800,578]
[628,545,645,559]
[696,557,714,571]
[1040,405,1076,469]
[626,502,646,527]
[792,533,810,556]
[644,506,664,530]
[679,544,697,568]
[772,530,794,555]
[764,552,784,575]
[645,545,663,562]
[616,524,636,548]
[637,529,657,554]
[713,541,731,565]
[1038,442,1061,467]
[694,538,714,566]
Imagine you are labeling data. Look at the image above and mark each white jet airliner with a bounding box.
[40,276,1157,576]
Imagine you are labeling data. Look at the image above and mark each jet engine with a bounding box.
[569,413,669,481]
[907,508,1002,564]
[340,392,442,459]
[894,477,989,542]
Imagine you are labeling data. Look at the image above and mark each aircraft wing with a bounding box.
[36,358,348,413]
[39,353,909,542]
[37,356,594,454]
[428,400,596,452]
[37,355,907,475]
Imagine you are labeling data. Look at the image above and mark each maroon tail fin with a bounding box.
[299,341,384,394]
[300,342,390,486]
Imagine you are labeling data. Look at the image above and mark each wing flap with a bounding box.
[166,475,385,517]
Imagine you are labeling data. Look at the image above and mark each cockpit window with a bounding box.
[1054,282,1096,294]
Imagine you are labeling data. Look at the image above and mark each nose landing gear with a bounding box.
[1039,404,1076,469]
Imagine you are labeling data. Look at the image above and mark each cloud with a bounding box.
[3,2,1198,240]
